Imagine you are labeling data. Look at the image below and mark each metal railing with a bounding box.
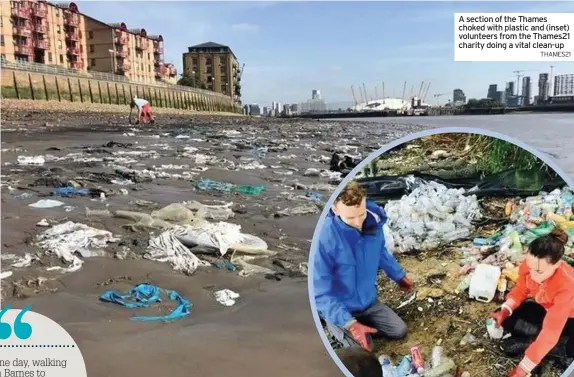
[0,58,231,99]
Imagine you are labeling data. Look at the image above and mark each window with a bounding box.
[91,58,96,66]
[56,9,60,17]
[57,25,61,34]
[147,53,150,60]
[192,58,197,65]
[48,52,52,62]
[58,40,62,48]
[148,65,151,72]
[205,57,212,65]
[88,31,93,39]
[220,64,226,74]
[0,36,3,46]
[59,54,64,63]
[89,44,94,53]
[206,66,212,74]
[1,54,5,60]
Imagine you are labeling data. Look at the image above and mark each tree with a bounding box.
[465,98,504,109]
[177,72,207,89]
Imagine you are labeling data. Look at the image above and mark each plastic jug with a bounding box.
[468,264,501,303]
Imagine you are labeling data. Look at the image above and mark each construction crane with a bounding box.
[350,85,358,106]
[409,85,415,98]
[433,93,447,106]
[422,82,431,103]
[374,85,378,100]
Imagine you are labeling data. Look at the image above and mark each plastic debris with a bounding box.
[17,155,45,165]
[486,318,504,339]
[214,289,240,306]
[384,180,482,253]
[53,187,90,197]
[146,229,204,275]
[29,199,65,208]
[99,283,191,322]
[36,221,120,273]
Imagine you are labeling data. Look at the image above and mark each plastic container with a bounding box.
[468,264,501,303]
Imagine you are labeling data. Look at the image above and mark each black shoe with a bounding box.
[501,337,531,357]
[514,319,541,337]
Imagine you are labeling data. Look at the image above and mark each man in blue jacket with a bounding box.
[313,181,413,351]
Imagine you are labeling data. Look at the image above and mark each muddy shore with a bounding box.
[0,109,428,377]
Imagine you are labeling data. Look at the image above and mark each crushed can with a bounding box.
[431,346,443,369]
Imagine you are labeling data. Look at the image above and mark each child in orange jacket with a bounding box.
[489,227,574,377]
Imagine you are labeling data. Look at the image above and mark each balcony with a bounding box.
[115,34,128,45]
[32,3,48,17]
[14,45,32,55]
[67,47,80,56]
[65,31,80,41]
[64,13,80,26]
[13,25,31,36]
[154,59,162,67]
[117,63,131,72]
[115,49,127,58]
[11,7,30,18]
[34,39,49,49]
[33,23,48,33]
[135,39,149,51]
[71,61,84,70]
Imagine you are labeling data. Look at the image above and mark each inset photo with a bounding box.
[310,131,574,377]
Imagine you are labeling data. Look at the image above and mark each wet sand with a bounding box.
[0,110,427,377]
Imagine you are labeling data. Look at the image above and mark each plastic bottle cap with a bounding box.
[417,367,425,374]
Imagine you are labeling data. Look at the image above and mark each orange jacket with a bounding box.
[502,260,574,373]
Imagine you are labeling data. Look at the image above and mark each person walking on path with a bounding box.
[313,181,414,352]
[489,227,574,377]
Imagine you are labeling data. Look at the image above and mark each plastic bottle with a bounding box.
[395,356,413,377]
[422,357,455,377]
[380,357,397,377]
[496,277,507,303]
[430,346,443,369]
[410,346,425,374]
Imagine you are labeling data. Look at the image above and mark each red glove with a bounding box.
[347,322,377,351]
[507,365,528,377]
[489,307,511,328]
[398,276,413,292]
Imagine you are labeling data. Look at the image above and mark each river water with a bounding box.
[338,113,574,178]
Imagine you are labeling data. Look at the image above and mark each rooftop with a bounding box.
[187,42,237,60]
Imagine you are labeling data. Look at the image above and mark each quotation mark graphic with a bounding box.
[0,305,33,340]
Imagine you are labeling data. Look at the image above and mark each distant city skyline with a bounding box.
[76,1,574,104]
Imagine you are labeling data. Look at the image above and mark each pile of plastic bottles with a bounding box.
[384,181,483,253]
[456,188,574,294]
[378,346,461,377]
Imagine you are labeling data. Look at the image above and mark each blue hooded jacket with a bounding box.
[313,200,406,327]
